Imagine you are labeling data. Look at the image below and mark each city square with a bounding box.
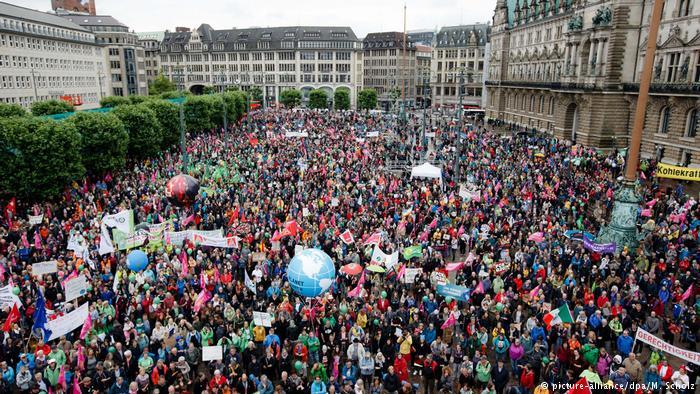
[0,1,698,394]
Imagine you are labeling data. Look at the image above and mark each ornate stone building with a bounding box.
[486,0,699,167]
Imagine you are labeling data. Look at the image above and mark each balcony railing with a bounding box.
[622,82,700,94]
[484,80,601,91]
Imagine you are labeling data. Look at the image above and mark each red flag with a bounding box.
[339,230,355,245]
[284,220,301,236]
[445,262,464,272]
[397,264,406,281]
[2,303,20,332]
[566,377,592,394]
[79,314,92,339]
[271,230,283,242]
[182,214,195,227]
[472,281,485,295]
[193,290,212,313]
[363,231,382,246]
[529,285,541,299]
[441,312,456,329]
[72,378,82,394]
[681,284,694,302]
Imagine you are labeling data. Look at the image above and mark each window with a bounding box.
[252,53,262,61]
[685,109,698,138]
[319,52,333,60]
[110,61,120,69]
[278,52,295,61]
[111,74,122,82]
[264,52,274,61]
[301,52,315,60]
[695,51,700,83]
[658,107,671,134]
[112,87,123,96]
[666,53,681,82]
[678,0,691,17]
[108,48,119,56]
[281,41,294,49]
[549,97,555,115]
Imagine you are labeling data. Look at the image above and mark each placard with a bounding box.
[252,252,266,262]
[64,275,89,302]
[28,214,44,225]
[45,303,89,341]
[253,311,273,327]
[403,268,422,284]
[202,345,223,361]
[635,328,700,365]
[32,261,58,276]
[0,285,22,308]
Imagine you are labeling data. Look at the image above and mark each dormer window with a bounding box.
[284,32,295,38]
[261,32,272,39]
[304,32,321,38]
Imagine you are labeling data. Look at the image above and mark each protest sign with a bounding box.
[253,311,273,327]
[0,285,22,308]
[46,303,89,341]
[403,268,422,284]
[64,275,89,302]
[192,233,240,248]
[655,163,700,182]
[202,346,223,361]
[28,214,43,225]
[252,252,266,262]
[285,131,309,138]
[583,237,616,254]
[32,261,58,276]
[635,328,700,365]
[437,284,471,302]
[366,131,379,137]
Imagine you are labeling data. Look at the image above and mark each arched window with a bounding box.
[686,108,698,138]
[539,95,545,113]
[549,97,555,115]
[530,96,535,111]
[658,107,671,134]
[521,95,526,110]
[678,0,691,17]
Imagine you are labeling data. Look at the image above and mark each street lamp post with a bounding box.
[454,69,466,184]
[29,69,39,103]
[97,70,105,101]
[174,65,188,171]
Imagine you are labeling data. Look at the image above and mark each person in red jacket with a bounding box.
[150,359,168,386]
[657,360,674,381]
[393,353,409,383]
[520,364,535,394]
[208,369,228,390]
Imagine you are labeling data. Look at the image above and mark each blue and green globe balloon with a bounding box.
[287,249,336,298]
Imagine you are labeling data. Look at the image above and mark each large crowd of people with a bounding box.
[0,108,698,394]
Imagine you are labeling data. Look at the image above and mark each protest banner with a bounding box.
[583,237,616,254]
[202,346,223,361]
[284,131,309,138]
[402,245,422,260]
[28,214,44,225]
[635,328,700,365]
[31,261,58,276]
[655,163,700,182]
[46,303,89,341]
[0,285,22,308]
[64,275,89,302]
[403,268,422,284]
[191,233,240,248]
[385,251,399,271]
[430,271,449,287]
[253,311,273,327]
[366,131,379,137]
[437,284,471,302]
[116,231,148,250]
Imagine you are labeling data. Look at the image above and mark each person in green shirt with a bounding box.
[475,356,491,385]
[47,349,66,367]
[310,362,328,383]
[138,349,154,372]
[201,326,214,346]
[307,332,321,365]
[581,343,600,366]
[44,360,60,388]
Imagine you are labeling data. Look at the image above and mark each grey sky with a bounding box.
[15,0,496,37]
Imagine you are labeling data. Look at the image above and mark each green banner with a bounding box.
[403,245,423,260]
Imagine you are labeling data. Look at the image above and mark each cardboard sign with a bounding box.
[32,261,58,276]
[64,275,89,302]
[202,346,223,361]
[253,311,273,327]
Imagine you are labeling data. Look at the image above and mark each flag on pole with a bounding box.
[339,230,355,244]
[193,290,211,313]
[363,231,382,246]
[681,284,694,302]
[529,285,542,299]
[2,303,20,332]
[72,378,82,394]
[445,261,464,272]
[565,377,592,394]
[347,271,366,298]
[396,264,406,281]
[441,312,456,329]
[32,289,52,341]
[543,303,574,329]
[244,270,256,294]
[79,314,92,339]
[284,220,301,236]
[402,245,422,260]
[472,281,485,295]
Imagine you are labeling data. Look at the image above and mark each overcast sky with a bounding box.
[16,0,496,37]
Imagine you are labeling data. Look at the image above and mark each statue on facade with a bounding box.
[568,15,583,31]
[654,60,662,80]
[680,56,690,80]
[593,7,613,27]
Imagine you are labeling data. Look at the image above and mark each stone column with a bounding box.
[564,44,571,75]
[596,39,605,76]
[587,40,596,76]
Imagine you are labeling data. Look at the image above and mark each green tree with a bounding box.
[128,95,150,105]
[334,89,350,110]
[222,91,245,123]
[0,103,27,118]
[308,89,328,109]
[249,86,263,104]
[30,99,73,116]
[112,104,163,158]
[148,74,177,96]
[68,112,128,175]
[100,96,131,108]
[203,85,217,95]
[358,89,378,110]
[159,91,188,100]
[142,99,180,149]
[183,96,215,132]
[280,89,302,108]
[0,117,84,199]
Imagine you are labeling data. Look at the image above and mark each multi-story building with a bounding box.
[137,31,163,85]
[159,25,362,107]
[61,14,148,96]
[362,32,417,112]
[415,44,432,108]
[408,29,436,46]
[432,24,490,109]
[0,1,107,109]
[486,0,699,166]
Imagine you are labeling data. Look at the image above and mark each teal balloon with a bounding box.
[381,291,387,299]
[127,250,149,272]
[294,360,303,371]
[445,296,453,303]
[496,302,504,311]
[12,287,20,295]
[287,249,336,298]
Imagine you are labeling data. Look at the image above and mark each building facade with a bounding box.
[415,44,432,108]
[137,31,164,85]
[62,14,148,96]
[0,1,106,109]
[159,25,362,107]
[485,0,699,166]
[362,32,417,112]
[431,24,490,109]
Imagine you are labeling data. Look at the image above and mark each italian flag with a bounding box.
[543,303,574,329]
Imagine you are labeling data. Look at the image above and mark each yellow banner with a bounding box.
[655,163,700,181]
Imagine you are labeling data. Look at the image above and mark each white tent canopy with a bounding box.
[410,162,443,183]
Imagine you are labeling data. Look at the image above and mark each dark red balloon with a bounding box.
[165,174,200,207]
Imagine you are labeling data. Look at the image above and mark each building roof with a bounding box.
[162,25,359,51]
[436,24,490,48]
[62,14,127,28]
[0,1,89,32]
[137,31,164,41]
[363,31,415,50]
